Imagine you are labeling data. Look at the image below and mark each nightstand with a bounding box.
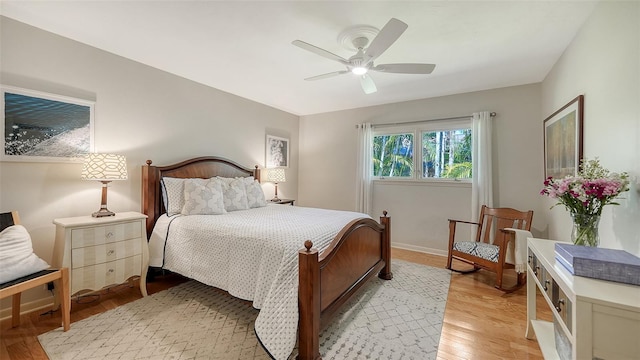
[272,199,295,206]
[52,212,149,304]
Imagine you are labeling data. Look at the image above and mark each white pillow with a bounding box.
[217,177,249,212]
[245,179,267,208]
[215,176,236,185]
[182,179,226,215]
[0,225,50,284]
[161,177,208,216]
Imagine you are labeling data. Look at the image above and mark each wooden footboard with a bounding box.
[298,212,392,360]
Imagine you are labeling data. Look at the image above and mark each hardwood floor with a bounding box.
[1,249,551,360]
[393,248,552,360]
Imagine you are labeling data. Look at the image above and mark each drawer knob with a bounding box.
[106,232,114,238]
[555,299,565,313]
[544,280,550,291]
[108,269,114,274]
[107,250,115,256]
[534,266,540,276]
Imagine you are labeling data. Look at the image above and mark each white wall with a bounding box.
[299,84,544,255]
[540,1,640,256]
[0,17,299,309]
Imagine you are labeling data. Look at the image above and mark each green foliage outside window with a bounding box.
[372,133,414,177]
[422,129,472,179]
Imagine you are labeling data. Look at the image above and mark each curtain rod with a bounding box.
[356,112,496,128]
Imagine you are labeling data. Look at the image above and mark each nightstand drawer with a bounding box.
[71,221,142,248]
[71,255,142,294]
[71,238,142,268]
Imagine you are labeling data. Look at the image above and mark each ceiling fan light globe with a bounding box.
[352,67,368,75]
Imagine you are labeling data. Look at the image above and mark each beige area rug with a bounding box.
[38,260,451,360]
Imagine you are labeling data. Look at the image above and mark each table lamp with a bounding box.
[267,168,286,202]
[81,153,128,217]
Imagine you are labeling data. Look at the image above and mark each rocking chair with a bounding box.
[446,205,533,291]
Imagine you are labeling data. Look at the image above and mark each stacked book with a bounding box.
[555,243,640,286]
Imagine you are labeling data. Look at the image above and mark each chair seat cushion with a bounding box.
[0,225,50,284]
[453,241,499,263]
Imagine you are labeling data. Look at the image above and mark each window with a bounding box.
[372,120,472,180]
[422,129,472,178]
[372,133,414,178]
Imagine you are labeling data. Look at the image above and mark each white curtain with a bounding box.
[471,111,493,222]
[355,123,373,215]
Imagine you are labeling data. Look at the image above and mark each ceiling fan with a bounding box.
[292,18,436,95]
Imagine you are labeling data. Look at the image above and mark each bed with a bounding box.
[141,156,392,360]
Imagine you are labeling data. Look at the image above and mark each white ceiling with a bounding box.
[1,1,597,116]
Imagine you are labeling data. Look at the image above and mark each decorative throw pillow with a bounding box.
[0,225,50,284]
[215,176,235,185]
[181,179,226,215]
[245,179,267,208]
[161,177,208,216]
[217,177,249,212]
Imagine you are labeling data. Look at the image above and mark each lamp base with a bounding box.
[92,181,116,217]
[92,208,116,217]
[270,197,281,202]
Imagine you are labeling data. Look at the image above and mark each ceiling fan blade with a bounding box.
[292,40,348,65]
[363,18,408,63]
[372,63,436,74]
[304,71,349,81]
[360,74,377,94]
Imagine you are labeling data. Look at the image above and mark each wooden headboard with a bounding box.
[141,156,260,236]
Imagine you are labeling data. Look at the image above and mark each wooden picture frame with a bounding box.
[266,134,289,168]
[543,95,584,179]
[1,85,95,162]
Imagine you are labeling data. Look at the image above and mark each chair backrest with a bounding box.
[0,211,19,231]
[476,205,533,244]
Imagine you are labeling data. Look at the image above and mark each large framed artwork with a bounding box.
[543,95,584,179]
[2,85,95,162]
[266,134,289,168]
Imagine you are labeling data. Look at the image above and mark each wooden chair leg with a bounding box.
[495,266,504,290]
[517,272,526,286]
[59,268,71,331]
[11,293,21,328]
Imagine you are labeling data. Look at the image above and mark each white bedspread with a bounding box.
[148,204,371,359]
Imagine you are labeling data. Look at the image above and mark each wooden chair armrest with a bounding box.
[447,219,481,226]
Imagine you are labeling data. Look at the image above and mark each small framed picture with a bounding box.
[266,134,289,168]
[543,95,584,179]
[2,85,95,162]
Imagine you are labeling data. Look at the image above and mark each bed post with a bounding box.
[298,240,321,360]
[141,160,158,237]
[379,211,393,280]
[254,165,261,182]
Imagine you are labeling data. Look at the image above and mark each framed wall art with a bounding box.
[2,85,95,162]
[266,134,289,168]
[543,95,584,179]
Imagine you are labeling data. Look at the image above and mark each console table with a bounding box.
[526,238,640,360]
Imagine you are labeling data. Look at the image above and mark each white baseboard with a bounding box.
[0,296,55,322]
[392,242,448,257]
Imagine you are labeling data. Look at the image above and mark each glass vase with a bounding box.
[571,213,600,247]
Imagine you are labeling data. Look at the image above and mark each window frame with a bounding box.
[372,118,473,183]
